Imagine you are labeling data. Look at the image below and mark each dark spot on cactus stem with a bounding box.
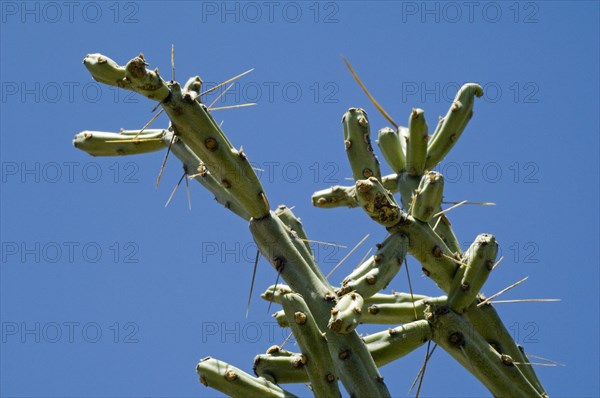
[450,134,458,143]
[448,332,465,348]
[422,267,430,277]
[358,116,368,127]
[325,293,336,302]
[501,354,514,366]
[331,308,339,316]
[199,375,208,386]
[338,349,350,360]
[292,356,305,368]
[344,139,352,150]
[486,260,494,271]
[432,245,442,258]
[451,101,462,112]
[363,168,373,178]
[294,311,307,325]
[205,137,218,151]
[317,197,327,205]
[326,373,336,383]
[435,306,449,316]
[374,254,382,262]
[353,307,361,314]
[490,341,501,353]
[368,305,379,314]
[387,328,395,335]
[376,375,385,383]
[273,258,285,273]
[366,275,377,284]
[224,370,238,381]
[266,345,280,354]
[221,179,231,188]
[461,282,470,291]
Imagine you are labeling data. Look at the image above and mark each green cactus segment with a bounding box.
[275,205,312,255]
[274,206,332,287]
[261,284,293,304]
[365,292,429,304]
[387,217,458,292]
[447,234,498,313]
[363,295,447,324]
[169,136,253,220]
[82,53,126,86]
[72,129,167,157]
[362,320,432,366]
[274,206,330,288]
[466,303,547,395]
[425,84,483,170]
[162,83,269,219]
[406,108,429,175]
[183,76,203,96]
[281,293,342,398]
[196,357,297,398]
[427,306,542,397]
[272,310,288,328]
[377,127,406,173]
[381,174,399,192]
[411,171,444,222]
[311,174,399,210]
[397,172,462,254]
[338,233,408,298]
[83,53,170,101]
[328,292,364,334]
[342,108,381,181]
[250,212,391,398]
[311,185,358,208]
[254,347,309,384]
[355,177,402,227]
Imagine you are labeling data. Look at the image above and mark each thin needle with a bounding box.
[409,343,438,394]
[267,270,281,314]
[433,200,468,218]
[442,201,496,206]
[341,55,399,130]
[491,299,561,304]
[404,258,418,320]
[326,234,370,279]
[209,103,257,112]
[155,133,175,190]
[208,83,235,109]
[300,239,347,249]
[491,256,504,271]
[246,250,260,318]
[184,169,191,210]
[415,341,431,398]
[133,108,165,141]
[280,331,293,350]
[164,171,186,208]
[198,68,255,98]
[171,44,175,82]
[477,277,529,307]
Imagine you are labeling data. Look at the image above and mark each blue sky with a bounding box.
[1,1,598,397]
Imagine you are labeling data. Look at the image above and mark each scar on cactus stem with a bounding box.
[74,51,555,398]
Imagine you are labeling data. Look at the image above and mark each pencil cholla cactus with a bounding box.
[73,53,549,397]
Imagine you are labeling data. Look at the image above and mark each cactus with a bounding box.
[73,53,548,397]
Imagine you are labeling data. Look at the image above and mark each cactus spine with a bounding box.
[74,53,548,397]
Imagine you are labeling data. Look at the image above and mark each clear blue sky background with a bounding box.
[1,1,598,397]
